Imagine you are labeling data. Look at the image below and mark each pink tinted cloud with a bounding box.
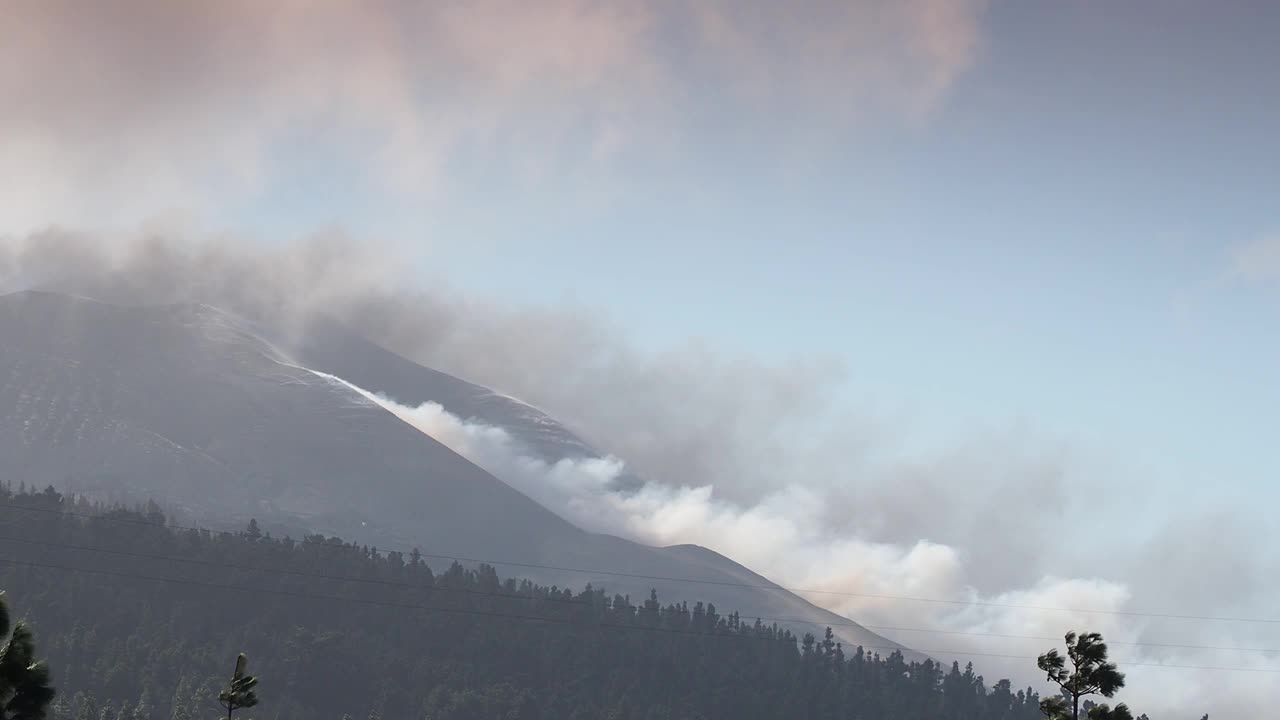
[687,0,987,121]
[0,0,986,228]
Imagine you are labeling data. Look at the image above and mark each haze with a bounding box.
[2,2,1278,718]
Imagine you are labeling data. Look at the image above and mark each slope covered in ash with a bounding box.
[0,290,912,657]
[0,290,583,558]
[282,317,645,491]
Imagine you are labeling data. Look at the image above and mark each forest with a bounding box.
[0,484,1055,720]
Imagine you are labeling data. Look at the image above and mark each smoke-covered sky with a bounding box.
[4,1,1280,715]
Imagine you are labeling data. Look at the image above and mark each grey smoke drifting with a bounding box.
[323,360,1280,720]
[4,1,1275,713]
[0,229,1072,570]
[3,229,1276,716]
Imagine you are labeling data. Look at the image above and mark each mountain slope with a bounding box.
[0,290,584,558]
[0,290,912,657]
[282,316,646,491]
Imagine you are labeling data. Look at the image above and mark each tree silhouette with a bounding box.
[217,654,259,720]
[1037,632,1128,720]
[0,592,56,720]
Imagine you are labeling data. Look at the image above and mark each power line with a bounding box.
[0,555,1275,675]
[856,625,1278,656]
[3,499,1279,626]
[4,532,1276,658]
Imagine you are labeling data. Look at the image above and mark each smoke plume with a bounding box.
[328,366,1280,719]
[2,230,1278,715]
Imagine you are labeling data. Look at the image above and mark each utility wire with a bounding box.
[853,625,1278,656]
[0,555,1275,675]
[3,532,1275,658]
[3,499,1278,625]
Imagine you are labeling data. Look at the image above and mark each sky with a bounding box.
[3,0,1280,715]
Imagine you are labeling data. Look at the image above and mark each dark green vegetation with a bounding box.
[0,485,1053,720]
[1037,632,1130,720]
[217,654,259,720]
[0,591,55,720]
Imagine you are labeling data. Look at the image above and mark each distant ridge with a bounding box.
[0,289,917,658]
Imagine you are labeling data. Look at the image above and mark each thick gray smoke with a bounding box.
[4,1,1274,714]
[0,229,1075,581]
[320,365,1280,719]
[3,230,1276,716]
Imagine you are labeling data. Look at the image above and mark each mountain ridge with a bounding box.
[0,289,914,658]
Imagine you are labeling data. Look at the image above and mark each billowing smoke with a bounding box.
[3,1,1275,714]
[318,358,1280,718]
[0,230,1082,586]
[3,231,1279,715]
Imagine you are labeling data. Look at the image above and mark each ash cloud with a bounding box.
[3,230,1279,714]
[315,361,1280,719]
[0,229,1078,581]
[2,1,1275,714]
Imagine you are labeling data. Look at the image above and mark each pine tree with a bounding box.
[0,592,57,720]
[73,695,96,720]
[1036,632,1129,720]
[132,688,151,720]
[217,654,259,720]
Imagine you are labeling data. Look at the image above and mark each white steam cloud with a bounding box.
[319,369,1280,717]
[3,231,1278,715]
[2,0,1274,712]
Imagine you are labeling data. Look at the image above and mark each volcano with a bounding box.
[0,289,914,657]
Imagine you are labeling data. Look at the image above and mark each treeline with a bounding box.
[0,484,1048,720]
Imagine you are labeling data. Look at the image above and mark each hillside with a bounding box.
[0,290,909,657]
[0,487,1046,720]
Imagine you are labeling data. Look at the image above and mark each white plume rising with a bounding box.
[304,368,1280,717]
